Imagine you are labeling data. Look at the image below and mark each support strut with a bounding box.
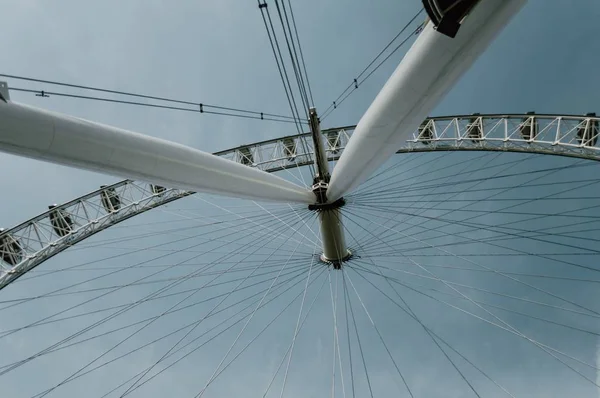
[308,108,351,268]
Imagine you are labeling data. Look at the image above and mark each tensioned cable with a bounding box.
[8,87,301,124]
[348,266,514,397]
[285,0,314,105]
[320,8,425,121]
[343,220,600,385]
[257,1,306,134]
[1,73,306,124]
[337,213,483,397]
[0,208,305,375]
[30,267,311,398]
[273,0,311,114]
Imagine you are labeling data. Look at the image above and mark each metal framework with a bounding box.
[1,113,599,289]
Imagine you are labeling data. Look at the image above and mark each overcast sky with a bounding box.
[1,1,600,397]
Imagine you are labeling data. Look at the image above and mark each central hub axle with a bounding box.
[310,182,351,269]
[307,107,351,269]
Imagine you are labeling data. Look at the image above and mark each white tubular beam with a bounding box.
[0,100,314,203]
[327,0,527,201]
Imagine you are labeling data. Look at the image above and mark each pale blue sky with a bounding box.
[0,1,599,397]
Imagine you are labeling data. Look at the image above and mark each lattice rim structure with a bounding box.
[1,113,598,289]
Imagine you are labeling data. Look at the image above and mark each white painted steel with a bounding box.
[2,114,599,289]
[327,0,527,201]
[0,100,314,203]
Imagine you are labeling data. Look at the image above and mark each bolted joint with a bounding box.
[308,197,345,212]
[311,181,329,204]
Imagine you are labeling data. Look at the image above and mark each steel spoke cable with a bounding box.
[349,262,595,378]
[340,214,600,383]
[194,224,310,398]
[2,73,303,122]
[348,266,514,397]
[288,203,323,244]
[343,268,414,397]
[377,206,600,256]
[320,8,424,120]
[349,151,533,198]
[192,269,328,398]
[349,151,464,245]
[124,214,313,398]
[349,264,484,397]
[254,201,320,248]
[30,226,314,397]
[354,175,600,204]
[351,151,509,249]
[0,265,308,341]
[192,195,317,252]
[378,173,600,243]
[119,240,303,398]
[38,242,273,398]
[0,261,306,311]
[11,207,298,287]
[350,259,600,323]
[1,208,299,315]
[342,271,374,398]
[337,212,485,397]
[104,269,321,398]
[350,201,600,247]
[17,257,308,279]
[349,204,600,278]
[328,269,346,398]
[257,0,308,157]
[329,269,337,398]
[0,209,301,374]
[343,207,600,318]
[9,87,303,124]
[0,228,261,337]
[155,199,317,254]
[378,272,600,338]
[350,205,600,274]
[342,271,356,398]
[349,262,600,377]
[351,156,592,199]
[333,211,414,397]
[349,151,501,198]
[262,268,328,398]
[350,157,591,199]
[274,0,310,113]
[279,247,316,398]
[285,0,314,105]
[350,170,600,258]
[44,267,310,398]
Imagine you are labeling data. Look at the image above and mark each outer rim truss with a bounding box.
[1,113,598,289]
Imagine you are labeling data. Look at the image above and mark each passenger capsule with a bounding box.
[100,185,121,213]
[283,137,296,161]
[467,113,483,143]
[576,113,599,146]
[48,205,73,237]
[327,131,340,154]
[240,147,254,166]
[418,119,434,144]
[150,185,166,195]
[520,112,538,141]
[0,228,23,266]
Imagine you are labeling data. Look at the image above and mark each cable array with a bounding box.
[257,0,314,135]
[320,9,425,121]
[1,73,305,125]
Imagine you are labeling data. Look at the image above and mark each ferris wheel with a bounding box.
[1,0,600,397]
